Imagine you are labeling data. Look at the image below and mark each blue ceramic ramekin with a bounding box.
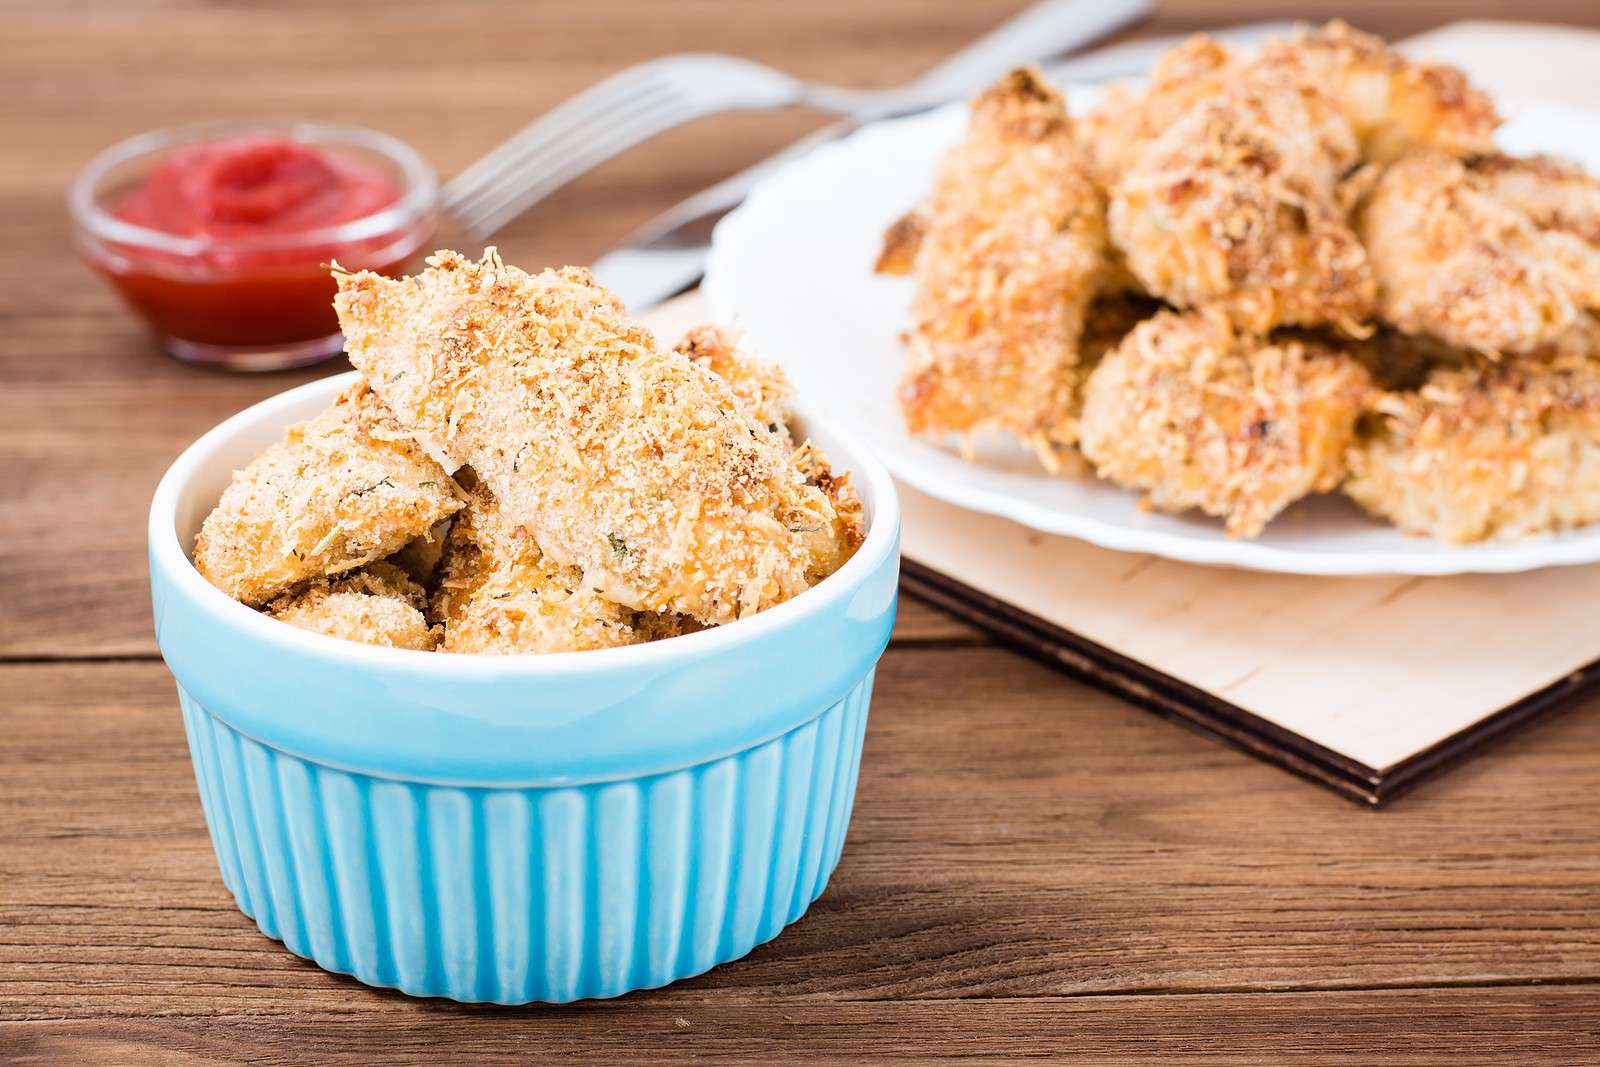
[149,372,900,1003]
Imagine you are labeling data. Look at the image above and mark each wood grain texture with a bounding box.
[5,989,1599,1066]
[4,1,1600,1062]
[4,661,1600,1023]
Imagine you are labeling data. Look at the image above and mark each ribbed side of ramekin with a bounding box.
[176,672,873,1003]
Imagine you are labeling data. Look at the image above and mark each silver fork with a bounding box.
[441,0,1148,239]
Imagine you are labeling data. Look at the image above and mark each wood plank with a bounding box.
[5,656,1598,1023]
[890,593,983,642]
[5,987,1599,1065]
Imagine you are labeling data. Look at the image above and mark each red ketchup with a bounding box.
[88,135,431,362]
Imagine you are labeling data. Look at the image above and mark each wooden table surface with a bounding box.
[5,2,1600,1062]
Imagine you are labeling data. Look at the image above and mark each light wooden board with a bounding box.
[898,484,1600,772]
[654,21,1600,781]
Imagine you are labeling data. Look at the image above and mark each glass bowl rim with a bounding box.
[68,119,439,256]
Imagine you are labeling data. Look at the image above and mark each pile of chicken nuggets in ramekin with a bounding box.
[194,251,864,651]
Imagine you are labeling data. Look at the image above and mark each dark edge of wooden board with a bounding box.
[900,558,1600,808]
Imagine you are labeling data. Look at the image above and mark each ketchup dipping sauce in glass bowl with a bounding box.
[70,122,436,371]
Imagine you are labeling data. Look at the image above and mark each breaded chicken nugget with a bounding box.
[1345,352,1600,542]
[1471,153,1600,246]
[1356,152,1600,354]
[194,382,462,606]
[1082,34,1239,185]
[790,440,867,582]
[1253,21,1499,163]
[673,323,793,438]
[432,485,645,655]
[266,562,438,650]
[1108,65,1374,334]
[898,68,1108,462]
[334,250,839,625]
[672,323,864,580]
[1079,309,1373,538]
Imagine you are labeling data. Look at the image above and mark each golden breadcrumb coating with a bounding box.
[334,250,841,625]
[1084,24,1495,323]
[336,560,430,608]
[266,562,438,651]
[1356,152,1600,354]
[432,485,646,655]
[194,383,462,607]
[1082,34,1239,185]
[874,210,927,276]
[898,68,1108,462]
[1471,153,1600,247]
[673,323,793,437]
[1108,64,1374,334]
[790,440,867,582]
[1531,311,1600,362]
[1253,20,1499,163]
[1087,23,1495,176]
[1079,309,1373,538]
[672,322,863,580]
[1346,352,1600,542]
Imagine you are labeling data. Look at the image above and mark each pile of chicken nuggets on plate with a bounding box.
[879,21,1600,542]
[195,250,864,651]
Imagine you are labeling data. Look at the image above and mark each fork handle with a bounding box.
[612,0,1151,256]
[909,0,1150,101]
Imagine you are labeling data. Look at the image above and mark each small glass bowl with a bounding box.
[69,121,438,371]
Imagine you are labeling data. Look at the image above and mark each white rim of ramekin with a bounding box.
[150,372,901,676]
[69,120,439,255]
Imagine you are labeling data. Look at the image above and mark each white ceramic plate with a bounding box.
[704,88,1600,575]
